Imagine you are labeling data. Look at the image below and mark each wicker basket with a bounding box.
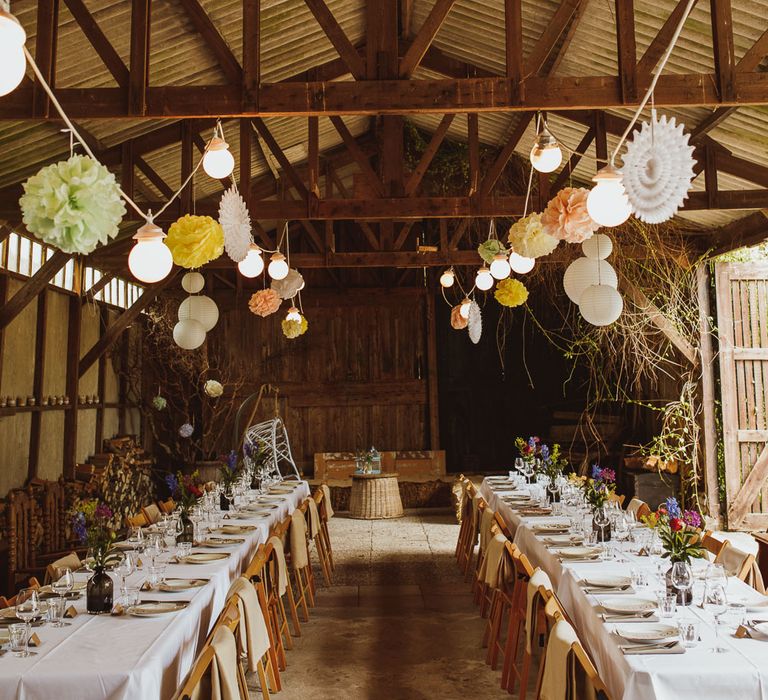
[349,473,404,519]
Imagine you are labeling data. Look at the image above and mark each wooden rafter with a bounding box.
[614,0,637,103]
[252,118,309,199]
[710,0,736,102]
[303,0,365,79]
[329,116,385,197]
[128,0,151,116]
[399,0,457,78]
[637,0,698,75]
[404,113,454,196]
[242,0,260,109]
[551,126,595,192]
[33,0,59,118]
[525,0,582,76]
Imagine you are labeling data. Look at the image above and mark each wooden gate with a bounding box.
[715,261,768,530]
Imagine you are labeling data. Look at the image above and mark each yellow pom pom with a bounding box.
[282,315,308,339]
[166,214,224,269]
[494,278,529,308]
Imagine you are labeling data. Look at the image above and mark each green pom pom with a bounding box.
[477,239,506,264]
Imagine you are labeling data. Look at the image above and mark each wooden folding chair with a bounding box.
[288,502,316,616]
[517,568,554,700]
[318,484,335,572]
[125,512,148,529]
[158,498,175,514]
[716,540,761,588]
[476,526,505,618]
[141,503,161,525]
[267,521,304,638]
[626,497,650,520]
[456,481,478,575]
[701,531,727,559]
[500,545,535,695]
[482,537,517,669]
[608,492,626,507]
[311,488,333,586]
[43,551,81,585]
[470,498,492,591]
[493,510,514,540]
[255,540,293,669]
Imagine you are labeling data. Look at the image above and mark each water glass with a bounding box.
[148,565,166,588]
[725,603,747,631]
[9,623,28,657]
[630,568,647,589]
[657,593,677,618]
[176,541,192,560]
[123,586,141,607]
[678,620,699,648]
[47,596,66,627]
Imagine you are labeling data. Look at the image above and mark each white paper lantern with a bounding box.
[579,284,624,326]
[509,251,535,275]
[179,295,219,332]
[173,319,206,350]
[0,10,26,97]
[563,258,617,304]
[203,137,235,179]
[581,233,613,260]
[440,269,455,288]
[181,271,205,294]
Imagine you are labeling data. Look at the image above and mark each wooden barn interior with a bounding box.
[2,0,768,697]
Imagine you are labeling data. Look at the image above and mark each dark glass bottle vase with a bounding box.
[176,512,194,543]
[87,566,113,614]
[665,565,693,605]
[219,492,230,511]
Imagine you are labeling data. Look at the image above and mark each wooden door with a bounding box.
[715,261,768,530]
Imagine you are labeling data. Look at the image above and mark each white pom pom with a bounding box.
[218,185,252,262]
[468,301,482,344]
[620,110,696,224]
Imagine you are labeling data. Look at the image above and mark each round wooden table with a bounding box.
[349,472,404,519]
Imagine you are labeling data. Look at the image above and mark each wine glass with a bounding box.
[222,484,234,511]
[671,561,693,606]
[704,583,729,653]
[51,568,74,622]
[145,533,163,566]
[15,588,39,657]
[522,462,535,484]
[115,552,135,596]
[593,507,609,544]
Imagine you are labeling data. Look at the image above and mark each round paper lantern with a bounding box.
[179,295,219,332]
[181,271,205,294]
[237,244,264,278]
[173,319,206,350]
[128,223,173,284]
[563,258,617,304]
[581,234,613,260]
[579,285,624,326]
[0,9,27,97]
[268,253,289,280]
[203,137,235,179]
[490,253,511,280]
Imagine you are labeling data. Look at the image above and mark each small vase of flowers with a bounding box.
[218,451,240,511]
[70,499,121,614]
[165,470,204,543]
[643,497,704,604]
[541,443,568,503]
[581,465,617,542]
[515,436,545,479]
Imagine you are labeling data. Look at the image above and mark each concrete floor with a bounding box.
[267,510,514,700]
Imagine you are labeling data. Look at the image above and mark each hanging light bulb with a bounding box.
[475,267,494,291]
[529,119,562,173]
[439,268,455,288]
[489,253,511,280]
[459,298,472,319]
[508,250,535,275]
[128,219,173,283]
[587,165,632,227]
[285,305,301,322]
[202,135,235,179]
[0,7,26,97]
[268,252,289,280]
[237,243,264,278]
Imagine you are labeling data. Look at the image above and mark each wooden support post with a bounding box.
[0,276,7,397]
[467,113,479,196]
[705,143,718,209]
[94,305,109,453]
[614,0,637,103]
[129,0,151,116]
[240,118,252,201]
[33,0,60,118]
[63,294,82,479]
[308,116,320,198]
[28,290,48,481]
[505,0,523,102]
[399,0,457,78]
[710,0,736,101]
[242,0,260,110]
[696,263,720,522]
[594,110,608,167]
[181,120,194,214]
[118,332,130,436]
[425,286,440,449]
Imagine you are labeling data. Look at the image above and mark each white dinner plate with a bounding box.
[158,578,208,591]
[600,597,657,615]
[178,552,229,564]
[532,524,570,534]
[212,525,256,535]
[582,574,632,589]
[127,601,188,617]
[615,623,677,643]
[555,546,602,560]
[542,534,583,545]
[244,503,278,511]
[198,537,244,548]
[40,580,87,593]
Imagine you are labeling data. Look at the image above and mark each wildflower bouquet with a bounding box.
[69,499,120,568]
[165,470,204,513]
[219,450,241,487]
[581,465,617,510]
[643,497,704,563]
[541,443,568,482]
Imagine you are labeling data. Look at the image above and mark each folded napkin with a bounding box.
[321,484,334,518]
[289,509,310,570]
[64,605,78,618]
[268,536,289,596]
[307,498,321,539]
[227,577,271,671]
[621,642,684,655]
[28,633,41,647]
[208,625,242,700]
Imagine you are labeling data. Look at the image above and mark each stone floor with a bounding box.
[268,510,514,700]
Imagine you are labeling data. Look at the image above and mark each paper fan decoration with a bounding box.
[541,187,599,244]
[468,301,482,344]
[20,154,126,254]
[218,185,252,262]
[271,269,305,300]
[450,305,468,330]
[620,110,696,224]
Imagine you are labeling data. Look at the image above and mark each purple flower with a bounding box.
[591,464,602,479]
[178,423,194,438]
[540,444,550,461]
[683,509,702,528]
[94,503,113,520]
[226,450,237,472]
[165,473,179,496]
[601,468,615,483]
[665,497,681,519]
[528,437,537,451]
[71,513,87,544]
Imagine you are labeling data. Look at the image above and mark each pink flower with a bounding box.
[541,187,600,243]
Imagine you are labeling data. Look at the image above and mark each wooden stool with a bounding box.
[349,472,404,519]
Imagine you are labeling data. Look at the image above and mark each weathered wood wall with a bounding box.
[209,287,432,473]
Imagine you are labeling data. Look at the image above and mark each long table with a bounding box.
[480,478,768,700]
[0,482,310,700]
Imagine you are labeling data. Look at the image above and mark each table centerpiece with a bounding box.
[165,470,204,543]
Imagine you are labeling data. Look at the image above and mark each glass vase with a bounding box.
[177,512,194,543]
[592,510,612,542]
[86,566,113,614]
[219,492,230,511]
[665,564,693,605]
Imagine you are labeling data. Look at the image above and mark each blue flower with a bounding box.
[591,464,601,479]
[226,450,237,471]
[165,473,179,496]
[665,497,681,519]
[540,444,550,461]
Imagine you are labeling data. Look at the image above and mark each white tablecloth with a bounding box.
[0,482,310,700]
[480,478,768,700]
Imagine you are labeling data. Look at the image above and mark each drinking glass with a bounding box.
[9,623,28,657]
[145,533,163,566]
[15,588,39,658]
[671,561,693,606]
[657,593,677,619]
[177,541,193,560]
[678,620,700,648]
[704,583,729,653]
[222,485,234,511]
[51,567,74,610]
[115,552,135,595]
[593,507,609,544]
[47,596,65,628]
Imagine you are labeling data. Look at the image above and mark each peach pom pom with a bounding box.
[248,289,282,317]
[541,187,600,244]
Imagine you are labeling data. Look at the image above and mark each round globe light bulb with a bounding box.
[509,251,535,274]
[202,137,235,179]
[268,253,289,280]
[286,306,301,322]
[587,166,632,227]
[475,267,494,291]
[459,299,472,319]
[530,142,563,173]
[128,221,173,283]
[237,244,265,278]
[439,269,455,288]
[489,253,511,280]
[0,11,26,97]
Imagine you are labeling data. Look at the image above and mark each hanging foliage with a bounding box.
[477,239,507,264]
[166,214,224,269]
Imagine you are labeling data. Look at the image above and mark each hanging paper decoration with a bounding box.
[494,278,529,308]
[271,269,305,300]
[204,379,223,398]
[507,213,559,259]
[579,285,624,326]
[218,185,252,262]
[152,395,167,411]
[178,295,219,332]
[19,155,126,255]
[563,258,617,304]
[467,301,482,344]
[248,289,282,317]
[181,271,205,294]
[450,305,468,330]
[541,187,599,243]
[620,110,696,224]
[282,314,308,339]
[173,318,206,350]
[477,239,507,264]
[178,422,194,438]
[581,233,613,260]
[165,214,224,269]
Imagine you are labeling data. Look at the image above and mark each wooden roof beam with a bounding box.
[399,0,458,78]
[710,0,736,102]
[637,0,698,76]
[128,0,151,116]
[251,118,309,200]
[614,0,637,103]
[303,0,365,79]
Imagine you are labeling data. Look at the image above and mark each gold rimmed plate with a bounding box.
[158,578,208,592]
[127,601,188,617]
[198,537,245,548]
[212,525,257,535]
[178,552,229,564]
